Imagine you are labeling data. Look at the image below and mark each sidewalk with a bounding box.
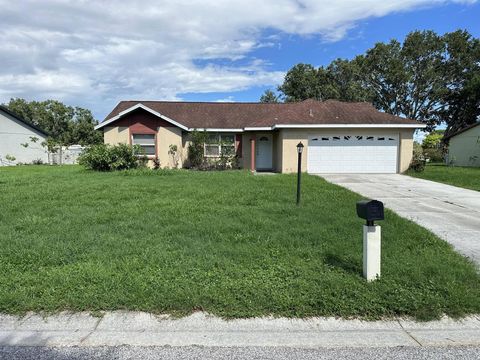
[1,311,480,348]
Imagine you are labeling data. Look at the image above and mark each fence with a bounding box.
[48,145,85,165]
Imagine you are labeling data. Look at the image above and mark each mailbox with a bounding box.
[356,200,384,226]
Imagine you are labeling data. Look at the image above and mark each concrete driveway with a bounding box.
[320,174,480,266]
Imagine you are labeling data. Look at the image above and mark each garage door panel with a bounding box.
[307,134,398,174]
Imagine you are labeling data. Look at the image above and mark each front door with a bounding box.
[256,135,273,170]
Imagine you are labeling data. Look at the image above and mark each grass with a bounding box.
[406,163,480,191]
[0,165,479,320]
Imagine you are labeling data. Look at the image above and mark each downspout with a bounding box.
[250,136,255,173]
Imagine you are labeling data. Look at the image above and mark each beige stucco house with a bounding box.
[445,122,480,167]
[95,99,425,173]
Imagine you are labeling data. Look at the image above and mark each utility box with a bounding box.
[356,200,384,225]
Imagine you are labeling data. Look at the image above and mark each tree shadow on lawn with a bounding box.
[323,253,362,277]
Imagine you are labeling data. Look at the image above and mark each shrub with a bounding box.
[186,130,240,171]
[78,143,145,171]
[5,154,16,162]
[168,144,179,168]
[423,147,444,163]
[152,157,161,170]
[409,142,426,172]
[32,159,44,165]
[187,130,207,168]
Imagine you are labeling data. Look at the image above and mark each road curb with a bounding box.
[1,312,479,348]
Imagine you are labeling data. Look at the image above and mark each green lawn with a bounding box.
[0,166,479,320]
[406,163,480,191]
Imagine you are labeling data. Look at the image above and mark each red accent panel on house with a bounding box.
[117,109,173,134]
[235,134,242,158]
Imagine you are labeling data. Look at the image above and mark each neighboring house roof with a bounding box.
[96,99,425,131]
[0,105,49,136]
[443,122,480,141]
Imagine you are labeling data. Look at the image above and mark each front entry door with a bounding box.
[256,135,273,170]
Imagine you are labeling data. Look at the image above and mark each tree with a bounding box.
[68,107,103,145]
[3,98,102,146]
[276,30,480,135]
[259,89,280,103]
[324,59,373,102]
[278,63,322,102]
[422,131,444,149]
[440,30,480,138]
[278,60,372,103]
[358,30,445,130]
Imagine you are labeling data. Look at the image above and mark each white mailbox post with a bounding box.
[356,200,384,282]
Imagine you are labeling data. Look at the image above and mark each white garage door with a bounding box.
[307,134,399,173]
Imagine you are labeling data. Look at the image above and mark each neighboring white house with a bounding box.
[445,122,480,167]
[0,105,49,165]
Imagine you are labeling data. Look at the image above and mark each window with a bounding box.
[132,134,156,156]
[204,133,235,157]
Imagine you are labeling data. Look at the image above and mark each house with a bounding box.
[95,99,425,173]
[0,105,48,166]
[444,122,480,167]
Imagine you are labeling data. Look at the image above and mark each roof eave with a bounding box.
[96,103,427,131]
[95,103,189,131]
[0,105,49,136]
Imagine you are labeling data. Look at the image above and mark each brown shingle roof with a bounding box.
[103,99,420,129]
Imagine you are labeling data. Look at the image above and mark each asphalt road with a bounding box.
[1,346,480,360]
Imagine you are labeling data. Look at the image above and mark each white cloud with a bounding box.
[215,96,236,103]
[0,0,476,118]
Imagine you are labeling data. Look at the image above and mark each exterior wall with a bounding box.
[399,129,414,172]
[241,133,253,170]
[104,126,129,144]
[0,111,48,165]
[278,129,308,173]
[278,128,415,173]
[448,125,480,167]
[102,109,185,169]
[101,113,416,173]
[157,126,183,168]
[242,132,280,172]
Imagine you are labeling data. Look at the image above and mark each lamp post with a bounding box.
[296,142,304,205]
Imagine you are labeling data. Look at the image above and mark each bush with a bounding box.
[423,147,444,163]
[186,130,240,171]
[152,157,161,170]
[78,144,145,171]
[409,142,426,172]
[187,130,207,168]
[32,159,44,165]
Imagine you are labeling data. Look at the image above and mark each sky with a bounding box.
[0,0,479,121]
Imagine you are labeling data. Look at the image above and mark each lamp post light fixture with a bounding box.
[296,142,304,205]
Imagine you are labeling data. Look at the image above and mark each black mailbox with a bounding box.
[356,200,384,226]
